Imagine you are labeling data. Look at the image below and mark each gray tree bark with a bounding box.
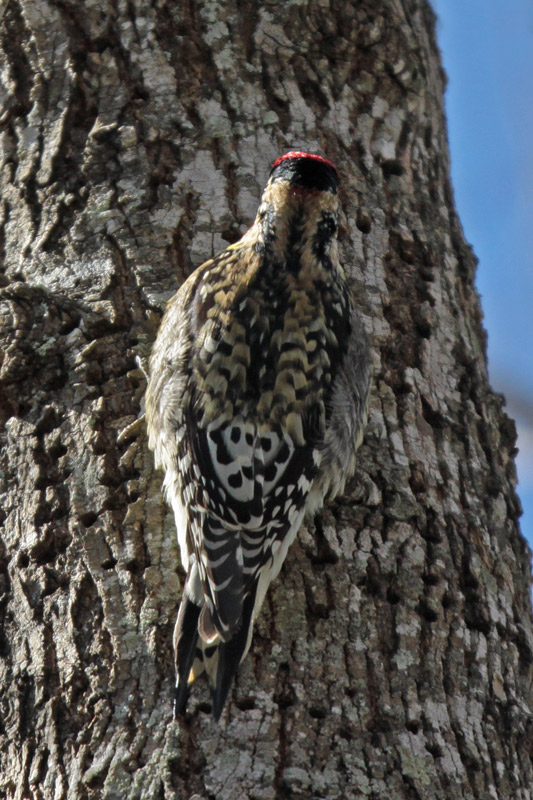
[0,1,532,798]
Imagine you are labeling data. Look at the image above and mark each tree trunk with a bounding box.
[1,1,531,798]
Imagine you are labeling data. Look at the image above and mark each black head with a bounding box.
[270,151,339,193]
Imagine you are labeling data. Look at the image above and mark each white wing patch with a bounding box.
[205,417,295,512]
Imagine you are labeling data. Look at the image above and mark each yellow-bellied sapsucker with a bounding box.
[146,151,370,719]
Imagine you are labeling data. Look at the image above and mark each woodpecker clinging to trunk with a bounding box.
[145,151,370,720]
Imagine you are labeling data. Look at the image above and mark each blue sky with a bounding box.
[431,0,533,557]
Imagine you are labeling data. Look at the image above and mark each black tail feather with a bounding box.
[173,596,201,718]
[212,585,257,721]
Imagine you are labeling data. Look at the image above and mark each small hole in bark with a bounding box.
[308,705,327,719]
[406,720,420,734]
[418,602,438,622]
[441,592,453,609]
[338,725,354,741]
[420,397,447,430]
[356,211,371,234]
[18,552,29,568]
[381,159,404,176]
[235,696,256,711]
[34,406,60,434]
[59,317,79,336]
[363,575,383,599]
[41,571,60,597]
[80,512,98,527]
[221,227,242,244]
[465,610,491,636]
[419,265,435,281]
[416,319,431,338]
[274,664,296,710]
[386,586,401,604]
[48,441,67,460]
[276,690,296,710]
[426,742,444,758]
[464,755,481,772]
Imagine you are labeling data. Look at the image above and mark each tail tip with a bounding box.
[211,695,224,722]
[211,676,233,722]
[173,681,189,719]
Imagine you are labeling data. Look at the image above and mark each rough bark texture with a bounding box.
[0,1,532,798]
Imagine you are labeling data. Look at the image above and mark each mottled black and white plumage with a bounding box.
[146,151,370,719]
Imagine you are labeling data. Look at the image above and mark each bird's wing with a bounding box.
[181,403,319,638]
